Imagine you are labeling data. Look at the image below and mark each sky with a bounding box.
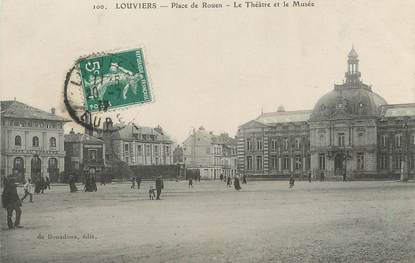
[1,0,415,144]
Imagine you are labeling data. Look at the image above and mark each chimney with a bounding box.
[51,107,56,115]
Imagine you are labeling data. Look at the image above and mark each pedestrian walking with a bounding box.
[308,172,312,183]
[69,174,78,193]
[2,176,23,229]
[40,176,46,194]
[100,173,106,186]
[226,176,232,187]
[220,174,223,181]
[136,176,142,189]
[320,172,325,182]
[189,177,193,188]
[242,174,247,184]
[289,175,295,188]
[155,176,164,200]
[131,177,136,189]
[343,173,347,182]
[21,178,34,203]
[234,177,241,190]
[45,176,51,190]
[91,175,97,192]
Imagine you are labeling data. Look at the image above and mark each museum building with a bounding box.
[0,100,68,182]
[237,48,415,179]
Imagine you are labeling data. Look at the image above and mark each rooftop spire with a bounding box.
[345,46,361,84]
[348,45,358,58]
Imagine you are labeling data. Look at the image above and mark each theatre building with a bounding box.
[237,48,415,180]
[0,100,68,182]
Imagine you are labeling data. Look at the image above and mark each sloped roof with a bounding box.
[381,103,415,118]
[348,47,358,58]
[116,124,173,142]
[256,110,312,124]
[212,133,236,146]
[1,100,68,122]
[64,133,104,144]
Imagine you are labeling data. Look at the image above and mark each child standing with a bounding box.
[21,178,33,203]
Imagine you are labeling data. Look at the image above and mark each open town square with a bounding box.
[1,179,415,263]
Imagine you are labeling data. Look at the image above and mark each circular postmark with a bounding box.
[63,49,152,133]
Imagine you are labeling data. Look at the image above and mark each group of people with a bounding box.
[84,174,97,192]
[130,176,142,189]
[33,176,50,194]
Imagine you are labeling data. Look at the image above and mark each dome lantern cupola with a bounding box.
[345,46,361,84]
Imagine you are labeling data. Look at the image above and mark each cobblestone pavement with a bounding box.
[1,180,415,263]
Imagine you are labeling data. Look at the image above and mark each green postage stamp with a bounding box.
[79,49,152,112]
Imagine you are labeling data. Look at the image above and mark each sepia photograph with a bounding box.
[1,0,415,262]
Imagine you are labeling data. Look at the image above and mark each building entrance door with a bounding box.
[13,157,25,182]
[31,156,42,181]
[334,153,345,176]
[48,158,59,182]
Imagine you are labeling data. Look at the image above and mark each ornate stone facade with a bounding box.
[237,49,415,179]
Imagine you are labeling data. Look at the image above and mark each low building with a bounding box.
[0,100,68,182]
[64,129,106,181]
[106,124,173,166]
[183,127,237,179]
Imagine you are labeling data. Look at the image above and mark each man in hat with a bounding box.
[155,176,164,200]
[2,176,23,229]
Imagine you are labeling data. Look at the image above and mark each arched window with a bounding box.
[50,137,56,147]
[48,158,58,168]
[15,135,22,146]
[32,136,39,147]
[13,157,24,170]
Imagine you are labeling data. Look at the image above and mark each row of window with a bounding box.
[247,138,308,151]
[124,143,171,156]
[379,134,415,148]
[246,155,305,171]
[124,156,168,165]
[132,134,157,141]
[15,135,57,147]
[13,156,58,170]
[9,120,62,129]
[378,155,415,169]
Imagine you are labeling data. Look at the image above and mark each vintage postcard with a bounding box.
[1,0,415,262]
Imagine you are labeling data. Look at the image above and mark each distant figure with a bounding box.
[40,176,46,194]
[45,176,51,190]
[320,172,325,182]
[198,175,201,182]
[100,173,106,185]
[84,175,93,192]
[155,177,164,200]
[189,177,193,188]
[92,175,97,192]
[2,176,23,229]
[149,186,156,200]
[308,172,312,183]
[343,173,347,182]
[220,174,224,181]
[131,177,136,189]
[227,176,232,187]
[234,177,241,191]
[21,178,34,203]
[69,175,78,193]
[289,176,295,188]
[136,176,142,189]
[242,174,247,184]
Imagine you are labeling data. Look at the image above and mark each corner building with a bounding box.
[237,48,415,179]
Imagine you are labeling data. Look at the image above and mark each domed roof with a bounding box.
[310,85,387,121]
